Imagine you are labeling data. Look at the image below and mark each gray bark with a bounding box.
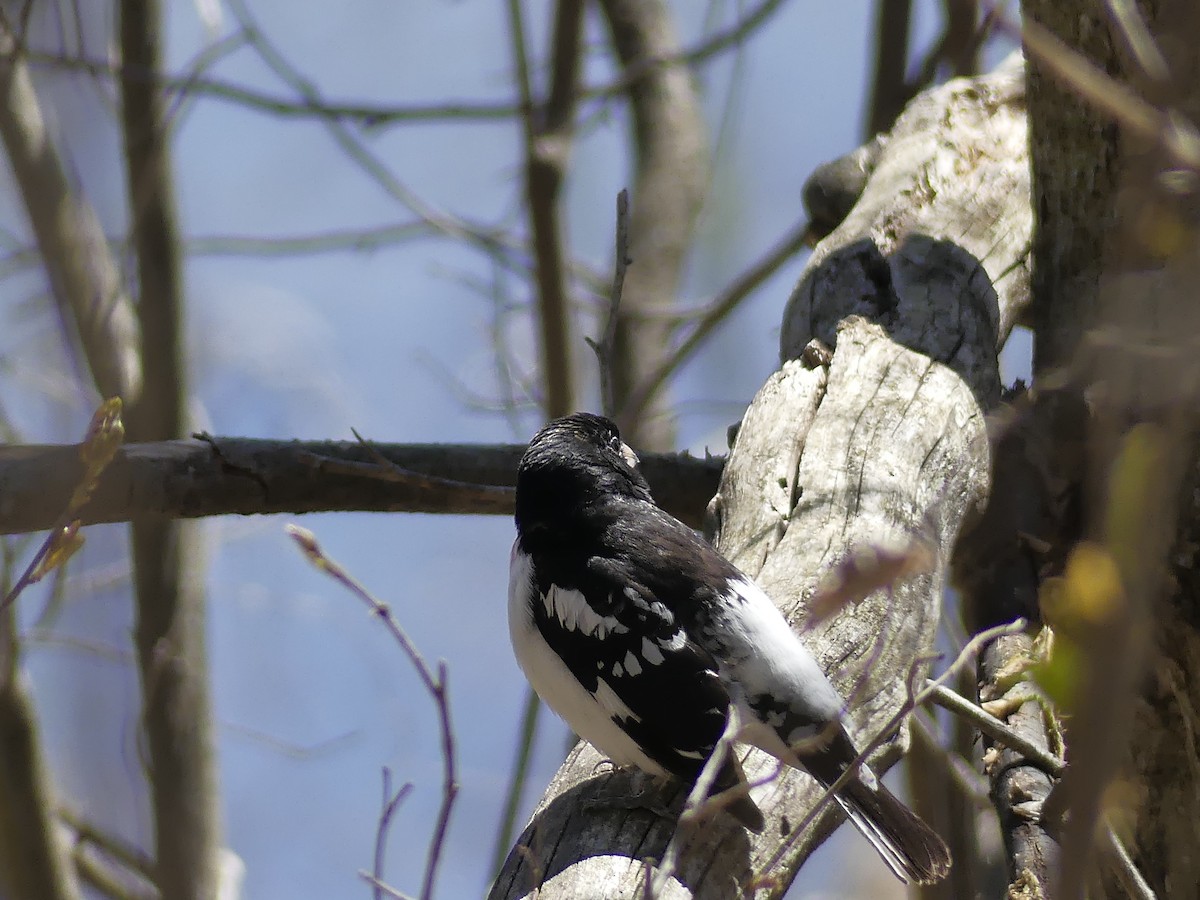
[491,60,1029,899]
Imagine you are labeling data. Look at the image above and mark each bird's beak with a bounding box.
[620,442,640,469]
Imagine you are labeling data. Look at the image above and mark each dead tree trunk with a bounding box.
[491,59,1030,900]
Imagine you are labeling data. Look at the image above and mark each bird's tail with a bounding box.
[832,774,951,885]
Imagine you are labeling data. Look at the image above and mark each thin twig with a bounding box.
[58,808,155,880]
[223,0,519,267]
[0,398,123,613]
[619,217,812,425]
[371,769,414,900]
[924,680,1063,774]
[20,0,789,128]
[586,0,788,106]
[927,680,1159,900]
[507,0,584,420]
[1021,15,1200,173]
[22,50,522,124]
[588,189,631,418]
[646,707,743,898]
[359,872,417,900]
[489,689,542,882]
[1100,0,1171,91]
[286,526,459,900]
[1102,825,1158,900]
[0,14,142,402]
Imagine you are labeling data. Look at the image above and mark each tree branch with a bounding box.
[508,0,584,420]
[0,13,142,403]
[863,0,913,137]
[0,607,82,900]
[0,438,723,535]
[119,4,220,897]
[596,0,709,450]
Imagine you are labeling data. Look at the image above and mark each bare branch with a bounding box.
[287,527,459,900]
[0,402,125,900]
[59,807,157,900]
[20,0,791,129]
[1100,0,1171,91]
[508,0,585,419]
[597,0,709,450]
[0,437,722,534]
[864,0,913,137]
[645,706,743,897]
[587,189,631,418]
[23,49,521,123]
[0,13,141,403]
[619,217,813,427]
[927,679,1159,900]
[369,770,413,900]
[0,610,83,900]
[1021,15,1200,178]
[925,680,1062,774]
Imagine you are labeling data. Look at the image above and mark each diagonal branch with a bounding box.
[0,13,142,403]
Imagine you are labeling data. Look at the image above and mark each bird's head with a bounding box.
[515,413,653,537]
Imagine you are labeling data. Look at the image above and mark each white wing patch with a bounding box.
[542,584,628,638]
[508,544,664,775]
[715,576,844,743]
[641,637,664,665]
[623,651,642,676]
[592,677,642,723]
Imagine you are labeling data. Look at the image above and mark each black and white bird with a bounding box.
[508,413,951,885]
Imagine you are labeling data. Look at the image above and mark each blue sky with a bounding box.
[1,2,1025,898]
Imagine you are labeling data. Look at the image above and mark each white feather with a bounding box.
[713,577,844,752]
[508,543,664,774]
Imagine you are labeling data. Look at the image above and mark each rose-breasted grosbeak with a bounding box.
[508,412,950,884]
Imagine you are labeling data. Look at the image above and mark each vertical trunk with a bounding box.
[120,3,221,897]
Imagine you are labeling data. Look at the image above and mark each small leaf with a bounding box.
[29,521,84,585]
[1033,633,1083,709]
[79,397,125,473]
[70,397,125,512]
[807,538,934,626]
[1106,423,1167,575]
[1040,542,1123,630]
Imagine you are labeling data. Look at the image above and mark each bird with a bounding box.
[507,412,951,885]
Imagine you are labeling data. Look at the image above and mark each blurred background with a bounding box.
[0,2,1025,897]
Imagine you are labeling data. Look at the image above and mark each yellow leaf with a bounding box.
[1042,542,1124,630]
[69,397,125,511]
[29,521,84,584]
[1033,634,1082,709]
[1106,423,1166,574]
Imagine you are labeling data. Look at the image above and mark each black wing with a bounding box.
[528,544,730,782]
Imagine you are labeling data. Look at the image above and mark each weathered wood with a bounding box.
[0,439,720,534]
[491,60,1030,899]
